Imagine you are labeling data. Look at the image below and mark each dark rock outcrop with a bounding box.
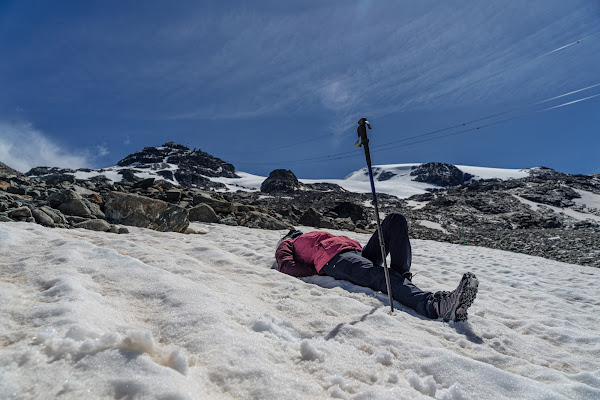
[260,169,300,194]
[117,142,237,181]
[299,207,321,227]
[411,162,473,187]
[332,202,365,222]
[26,142,236,191]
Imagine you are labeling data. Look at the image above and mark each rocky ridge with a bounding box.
[1,145,598,268]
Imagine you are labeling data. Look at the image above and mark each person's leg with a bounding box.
[321,251,436,318]
[361,213,412,276]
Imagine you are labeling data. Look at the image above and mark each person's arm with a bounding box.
[275,239,316,277]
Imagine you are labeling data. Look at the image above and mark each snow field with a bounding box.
[211,164,533,199]
[0,222,599,399]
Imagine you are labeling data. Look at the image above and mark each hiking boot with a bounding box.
[433,272,479,322]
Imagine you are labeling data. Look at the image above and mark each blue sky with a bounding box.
[1,0,599,178]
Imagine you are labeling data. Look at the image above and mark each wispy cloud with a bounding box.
[96,145,109,157]
[151,1,599,134]
[0,121,93,173]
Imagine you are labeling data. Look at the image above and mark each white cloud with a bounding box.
[0,121,92,173]
[96,145,109,157]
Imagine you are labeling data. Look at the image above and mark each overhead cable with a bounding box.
[232,83,600,166]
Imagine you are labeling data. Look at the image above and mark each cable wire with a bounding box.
[231,30,600,156]
[374,31,600,121]
[232,83,600,166]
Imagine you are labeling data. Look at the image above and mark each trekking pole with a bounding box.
[355,117,394,312]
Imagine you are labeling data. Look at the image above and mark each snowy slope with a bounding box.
[212,164,532,199]
[1,222,598,399]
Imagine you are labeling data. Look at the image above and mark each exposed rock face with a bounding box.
[117,141,238,180]
[411,162,473,187]
[260,169,300,193]
[104,192,189,233]
[377,170,397,181]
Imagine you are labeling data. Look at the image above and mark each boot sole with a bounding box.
[453,273,479,322]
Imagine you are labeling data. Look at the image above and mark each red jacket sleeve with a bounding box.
[275,239,317,277]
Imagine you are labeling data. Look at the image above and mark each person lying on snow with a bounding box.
[275,213,479,322]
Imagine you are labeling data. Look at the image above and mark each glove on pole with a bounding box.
[356,117,394,312]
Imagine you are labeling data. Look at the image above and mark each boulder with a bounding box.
[332,202,365,222]
[7,186,27,195]
[39,206,67,225]
[67,216,88,224]
[8,206,32,219]
[29,190,43,199]
[189,204,220,223]
[75,219,111,232]
[319,218,335,229]
[260,169,300,193]
[0,180,10,191]
[58,199,94,217]
[104,192,189,233]
[32,208,55,227]
[219,216,238,226]
[47,189,81,208]
[133,178,155,189]
[299,208,323,227]
[193,194,236,214]
[48,189,104,218]
[118,170,141,183]
[87,193,103,205]
[166,190,182,203]
[335,217,356,231]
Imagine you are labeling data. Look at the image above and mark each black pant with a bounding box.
[321,213,437,318]
[361,212,412,276]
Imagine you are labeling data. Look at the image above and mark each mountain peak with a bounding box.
[26,143,238,189]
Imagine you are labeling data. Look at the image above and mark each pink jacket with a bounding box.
[275,231,362,277]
